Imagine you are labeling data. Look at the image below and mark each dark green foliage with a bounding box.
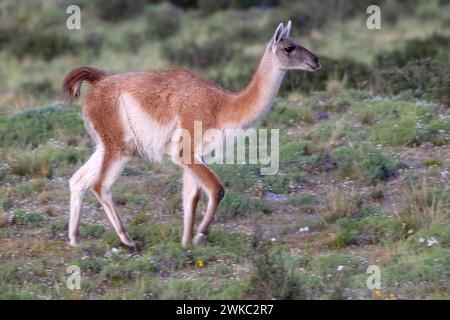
[146,4,183,39]
[163,37,235,69]
[93,0,148,21]
[281,56,371,94]
[331,145,397,182]
[0,28,78,61]
[73,256,108,273]
[248,237,305,299]
[197,0,279,13]
[11,211,45,228]
[335,207,407,247]
[284,0,382,33]
[79,224,106,239]
[83,32,106,56]
[20,80,55,97]
[280,140,312,163]
[44,219,68,237]
[150,243,193,272]
[374,58,450,104]
[219,191,271,218]
[375,34,450,68]
[361,149,398,182]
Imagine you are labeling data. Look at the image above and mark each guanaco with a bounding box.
[62,21,320,249]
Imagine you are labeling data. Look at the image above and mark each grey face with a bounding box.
[270,21,321,72]
[275,37,321,71]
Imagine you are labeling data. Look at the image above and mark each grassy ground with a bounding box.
[0,0,449,299]
[0,90,448,299]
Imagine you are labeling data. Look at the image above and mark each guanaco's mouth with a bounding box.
[305,61,321,72]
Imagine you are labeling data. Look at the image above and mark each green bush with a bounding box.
[281,0,380,33]
[1,28,78,61]
[361,149,398,182]
[151,243,193,272]
[282,56,371,94]
[11,211,46,228]
[335,207,406,246]
[20,79,55,97]
[375,34,450,68]
[163,36,235,69]
[374,58,450,104]
[197,0,279,13]
[79,224,106,239]
[382,248,450,290]
[248,240,305,299]
[280,140,313,163]
[219,191,271,218]
[72,256,108,274]
[264,101,306,126]
[93,0,148,21]
[331,145,397,182]
[146,3,183,39]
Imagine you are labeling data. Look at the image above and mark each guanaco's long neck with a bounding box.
[221,46,286,129]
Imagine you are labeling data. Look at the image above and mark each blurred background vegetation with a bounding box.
[0,0,449,113]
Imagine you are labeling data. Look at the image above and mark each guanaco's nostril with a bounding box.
[312,56,320,64]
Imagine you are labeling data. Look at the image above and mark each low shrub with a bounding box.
[331,145,397,182]
[373,58,450,105]
[11,211,46,228]
[334,207,406,247]
[219,191,271,218]
[1,28,78,61]
[375,34,450,68]
[163,36,235,69]
[145,3,183,40]
[248,239,305,299]
[93,0,148,21]
[321,188,362,224]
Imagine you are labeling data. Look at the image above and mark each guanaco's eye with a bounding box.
[284,46,295,54]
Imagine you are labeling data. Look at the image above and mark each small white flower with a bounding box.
[299,226,310,233]
[427,237,438,247]
[419,237,426,244]
[270,237,276,242]
[111,247,121,254]
[337,265,344,272]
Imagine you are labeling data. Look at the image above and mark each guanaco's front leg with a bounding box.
[181,170,201,249]
[182,162,225,247]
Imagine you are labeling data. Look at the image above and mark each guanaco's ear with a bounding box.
[272,22,284,44]
[280,20,292,38]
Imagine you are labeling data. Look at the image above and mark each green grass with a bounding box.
[0,104,85,148]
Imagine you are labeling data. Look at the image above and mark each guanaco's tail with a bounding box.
[61,66,106,105]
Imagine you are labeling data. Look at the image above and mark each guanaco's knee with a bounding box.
[214,185,225,202]
[69,174,87,194]
[92,180,105,198]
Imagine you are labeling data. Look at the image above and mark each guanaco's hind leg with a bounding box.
[69,148,103,246]
[92,155,135,247]
[183,162,225,247]
[182,170,201,249]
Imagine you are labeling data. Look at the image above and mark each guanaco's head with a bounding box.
[269,21,321,72]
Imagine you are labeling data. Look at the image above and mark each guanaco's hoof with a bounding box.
[120,234,136,247]
[69,234,80,247]
[193,233,207,247]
